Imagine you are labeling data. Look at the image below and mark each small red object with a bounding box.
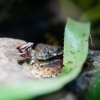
[20,52,30,58]
[17,42,33,58]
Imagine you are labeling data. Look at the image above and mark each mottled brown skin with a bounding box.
[35,43,63,60]
[20,44,63,78]
[29,59,62,78]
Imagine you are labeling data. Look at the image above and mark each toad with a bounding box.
[17,42,63,78]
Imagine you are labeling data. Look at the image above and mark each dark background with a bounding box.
[0,0,100,49]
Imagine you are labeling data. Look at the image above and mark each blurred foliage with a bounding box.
[44,33,59,45]
[80,6,100,22]
[74,0,94,9]
[59,0,100,49]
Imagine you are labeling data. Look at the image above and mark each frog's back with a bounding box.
[35,43,63,60]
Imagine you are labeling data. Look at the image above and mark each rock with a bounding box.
[0,38,63,84]
[0,38,26,62]
[0,38,30,84]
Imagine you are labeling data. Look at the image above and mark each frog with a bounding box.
[17,42,63,78]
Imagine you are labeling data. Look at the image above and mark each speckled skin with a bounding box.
[35,43,63,60]
[21,44,63,78]
[0,38,63,81]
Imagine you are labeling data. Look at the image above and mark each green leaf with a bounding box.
[0,18,90,100]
